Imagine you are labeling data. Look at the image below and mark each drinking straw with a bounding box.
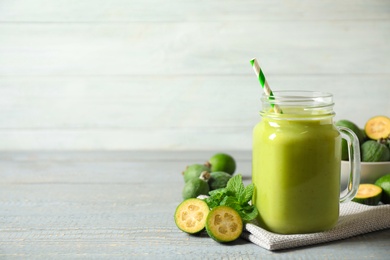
[250,58,282,113]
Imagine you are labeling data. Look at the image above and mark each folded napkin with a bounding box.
[241,202,390,251]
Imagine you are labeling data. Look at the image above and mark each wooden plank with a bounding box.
[0,0,389,22]
[0,151,389,258]
[0,76,388,150]
[0,21,389,76]
[0,1,389,151]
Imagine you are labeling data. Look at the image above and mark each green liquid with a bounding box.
[252,115,341,234]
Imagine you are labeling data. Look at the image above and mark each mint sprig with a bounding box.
[205,174,258,222]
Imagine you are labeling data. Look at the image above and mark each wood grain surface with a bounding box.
[1,151,389,259]
[0,0,389,150]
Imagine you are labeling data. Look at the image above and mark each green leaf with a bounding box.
[240,204,259,221]
[239,183,254,204]
[203,173,259,222]
[226,174,244,196]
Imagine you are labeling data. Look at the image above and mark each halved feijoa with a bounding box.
[364,116,390,140]
[205,206,243,243]
[352,184,382,205]
[174,198,210,234]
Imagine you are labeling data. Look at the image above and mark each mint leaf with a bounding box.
[205,188,227,209]
[240,204,259,222]
[226,174,244,196]
[204,174,259,222]
[239,183,254,204]
[220,196,240,209]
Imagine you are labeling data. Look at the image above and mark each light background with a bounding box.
[0,0,389,150]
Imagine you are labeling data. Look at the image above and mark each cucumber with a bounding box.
[205,206,243,243]
[352,184,382,205]
[174,198,210,234]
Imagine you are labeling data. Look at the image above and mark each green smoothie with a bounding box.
[252,111,342,234]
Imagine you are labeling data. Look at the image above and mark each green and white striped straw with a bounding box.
[250,58,282,113]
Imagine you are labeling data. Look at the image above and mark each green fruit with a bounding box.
[182,172,210,200]
[364,115,390,140]
[207,153,236,175]
[361,140,390,162]
[375,174,390,204]
[336,120,365,144]
[205,206,243,243]
[352,184,382,205]
[174,198,210,234]
[360,128,368,142]
[341,139,349,161]
[336,120,365,161]
[183,164,210,183]
[208,171,232,190]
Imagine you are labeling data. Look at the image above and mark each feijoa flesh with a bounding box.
[174,198,210,234]
[205,206,243,243]
[352,184,382,205]
[364,116,390,140]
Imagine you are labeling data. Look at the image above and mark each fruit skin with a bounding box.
[183,164,211,183]
[174,198,210,234]
[375,174,390,204]
[336,120,365,144]
[361,140,390,162]
[182,172,210,200]
[207,153,236,175]
[208,171,232,190]
[341,139,349,161]
[364,115,390,140]
[336,120,365,160]
[205,206,243,243]
[352,184,382,205]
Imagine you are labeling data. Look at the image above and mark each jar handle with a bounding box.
[338,126,361,203]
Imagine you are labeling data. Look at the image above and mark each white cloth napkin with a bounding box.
[241,202,390,251]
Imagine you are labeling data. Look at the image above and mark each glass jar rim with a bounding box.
[260,90,335,119]
[261,90,333,105]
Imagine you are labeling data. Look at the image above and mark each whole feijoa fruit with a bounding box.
[361,140,390,162]
[182,164,211,183]
[336,120,365,144]
[182,171,210,200]
[336,120,365,161]
[375,174,390,204]
[207,153,236,175]
[208,171,232,190]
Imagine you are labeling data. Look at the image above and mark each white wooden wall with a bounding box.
[1,0,389,151]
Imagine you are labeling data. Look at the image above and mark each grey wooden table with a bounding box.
[1,151,389,259]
